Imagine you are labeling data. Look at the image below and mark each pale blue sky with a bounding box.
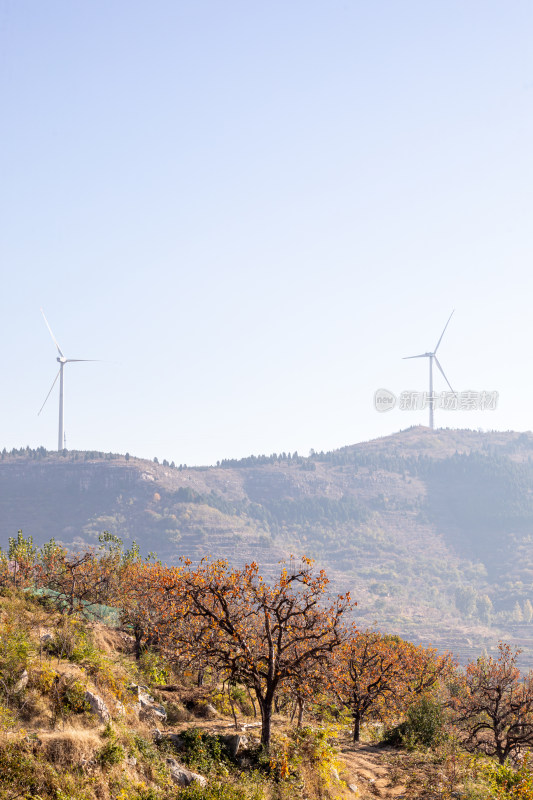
[1,1,532,465]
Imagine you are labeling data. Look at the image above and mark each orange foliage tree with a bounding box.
[329,628,452,741]
[452,643,533,764]
[140,556,353,749]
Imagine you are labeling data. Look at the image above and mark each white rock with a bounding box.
[166,758,207,787]
[14,669,28,693]
[85,691,111,724]
[219,733,247,759]
[114,701,126,717]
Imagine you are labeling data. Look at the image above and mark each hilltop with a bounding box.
[2,426,533,666]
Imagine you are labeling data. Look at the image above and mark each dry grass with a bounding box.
[39,727,102,765]
[90,623,128,655]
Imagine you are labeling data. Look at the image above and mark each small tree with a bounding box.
[452,643,533,764]
[6,531,37,590]
[330,629,452,742]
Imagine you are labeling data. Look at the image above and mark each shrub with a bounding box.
[60,678,91,715]
[489,752,533,799]
[165,700,192,724]
[138,649,170,686]
[44,617,95,662]
[179,727,227,774]
[98,737,125,767]
[0,701,15,730]
[0,623,32,702]
[382,695,446,749]
[98,739,125,767]
[35,670,91,721]
[177,783,262,800]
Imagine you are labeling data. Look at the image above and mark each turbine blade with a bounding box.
[65,359,100,363]
[41,308,64,357]
[434,356,455,393]
[38,369,60,416]
[434,310,455,354]
[403,353,430,360]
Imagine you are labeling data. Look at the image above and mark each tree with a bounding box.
[4,531,37,590]
[37,534,122,615]
[452,643,533,764]
[477,594,493,624]
[117,546,163,659]
[143,557,353,750]
[330,629,452,742]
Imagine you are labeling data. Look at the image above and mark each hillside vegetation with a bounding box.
[2,539,533,799]
[2,427,533,666]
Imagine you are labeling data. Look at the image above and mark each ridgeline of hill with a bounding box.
[2,426,533,667]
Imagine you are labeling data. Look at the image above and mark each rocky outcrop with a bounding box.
[85,691,111,724]
[128,684,168,722]
[166,758,207,787]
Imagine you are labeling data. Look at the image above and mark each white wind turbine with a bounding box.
[38,309,97,451]
[403,311,455,430]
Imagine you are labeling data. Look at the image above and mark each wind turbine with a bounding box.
[403,311,455,430]
[39,310,96,451]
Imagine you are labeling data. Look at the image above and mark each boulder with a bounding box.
[219,733,247,759]
[166,757,207,787]
[14,670,28,693]
[192,700,218,719]
[84,691,111,724]
[137,688,167,721]
[140,703,167,722]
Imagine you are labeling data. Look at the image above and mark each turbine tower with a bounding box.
[403,311,455,430]
[39,310,96,451]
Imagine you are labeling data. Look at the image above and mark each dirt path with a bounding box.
[336,737,407,799]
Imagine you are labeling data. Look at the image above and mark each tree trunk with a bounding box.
[290,698,298,724]
[353,712,361,743]
[258,691,275,750]
[133,626,143,660]
[246,686,257,717]
[227,684,239,730]
[297,698,305,729]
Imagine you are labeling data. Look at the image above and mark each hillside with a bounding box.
[0,588,506,800]
[2,427,533,667]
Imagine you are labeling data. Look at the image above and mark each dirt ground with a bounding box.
[162,705,409,799]
[336,735,407,798]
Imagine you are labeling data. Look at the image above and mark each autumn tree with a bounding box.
[145,557,353,749]
[284,651,328,729]
[329,628,452,742]
[37,533,123,615]
[118,548,166,659]
[452,643,533,764]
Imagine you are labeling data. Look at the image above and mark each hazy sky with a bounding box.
[1,1,532,465]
